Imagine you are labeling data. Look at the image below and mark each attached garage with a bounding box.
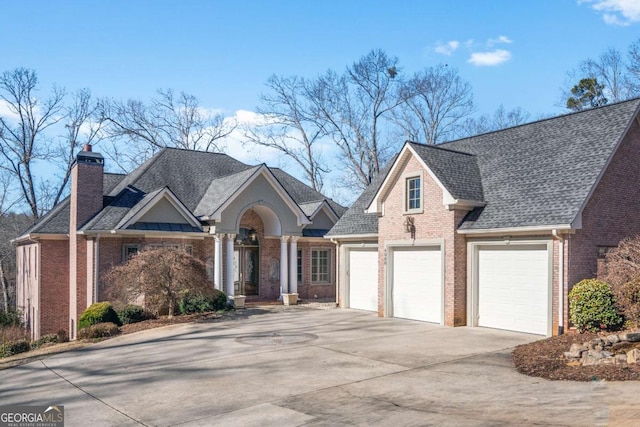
[390,246,443,323]
[347,248,379,312]
[474,243,551,336]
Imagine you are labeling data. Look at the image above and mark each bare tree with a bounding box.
[562,40,640,110]
[100,89,236,170]
[104,247,211,318]
[243,75,329,191]
[628,38,640,96]
[0,213,32,312]
[458,105,531,137]
[308,50,407,189]
[392,64,475,145]
[0,68,66,218]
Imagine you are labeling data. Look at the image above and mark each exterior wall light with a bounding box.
[403,216,416,239]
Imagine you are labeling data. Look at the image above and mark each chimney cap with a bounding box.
[83,143,93,152]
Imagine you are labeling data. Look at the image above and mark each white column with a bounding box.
[289,236,298,294]
[225,234,235,298]
[280,236,289,295]
[214,234,223,291]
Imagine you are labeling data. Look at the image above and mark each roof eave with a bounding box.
[457,224,573,236]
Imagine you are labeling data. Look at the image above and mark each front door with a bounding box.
[233,246,259,296]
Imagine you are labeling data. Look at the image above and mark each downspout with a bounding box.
[330,238,340,306]
[552,230,564,335]
[94,234,100,304]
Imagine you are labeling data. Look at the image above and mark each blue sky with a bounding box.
[2,0,639,116]
[1,0,640,202]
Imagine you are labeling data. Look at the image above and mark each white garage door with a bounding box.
[392,247,442,323]
[477,245,549,335]
[348,249,379,312]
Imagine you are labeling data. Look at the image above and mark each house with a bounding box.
[14,147,345,340]
[326,98,640,336]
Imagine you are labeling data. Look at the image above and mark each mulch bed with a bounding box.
[119,311,222,334]
[513,331,640,381]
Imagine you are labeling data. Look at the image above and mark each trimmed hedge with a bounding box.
[78,302,122,330]
[118,305,153,324]
[77,322,120,339]
[0,339,30,358]
[0,309,22,327]
[569,279,623,332]
[178,289,227,315]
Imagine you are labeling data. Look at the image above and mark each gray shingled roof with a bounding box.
[328,98,640,236]
[22,173,126,235]
[26,147,345,236]
[409,143,484,202]
[448,99,640,230]
[194,166,261,217]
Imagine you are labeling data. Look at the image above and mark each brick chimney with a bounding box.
[69,143,104,339]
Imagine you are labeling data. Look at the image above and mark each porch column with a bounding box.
[280,236,289,295]
[225,234,235,298]
[214,234,223,291]
[289,236,299,294]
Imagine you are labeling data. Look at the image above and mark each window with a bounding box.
[406,176,421,211]
[185,245,193,256]
[297,249,303,283]
[311,249,331,283]
[123,244,140,262]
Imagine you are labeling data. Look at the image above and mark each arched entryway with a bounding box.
[233,227,260,296]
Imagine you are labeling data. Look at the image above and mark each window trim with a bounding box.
[122,244,141,262]
[297,249,303,284]
[403,171,424,214]
[311,247,333,285]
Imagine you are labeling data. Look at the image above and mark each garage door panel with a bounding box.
[348,250,378,312]
[392,247,442,323]
[477,245,549,335]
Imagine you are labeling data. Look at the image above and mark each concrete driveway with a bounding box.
[1,307,639,426]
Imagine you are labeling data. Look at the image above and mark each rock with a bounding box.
[627,348,640,364]
[565,343,588,359]
[625,333,640,342]
[615,354,629,368]
[612,342,629,351]
[592,338,604,346]
[582,350,608,366]
[606,334,620,345]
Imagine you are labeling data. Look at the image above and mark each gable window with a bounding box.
[297,249,303,283]
[123,244,141,262]
[311,249,331,284]
[406,176,421,211]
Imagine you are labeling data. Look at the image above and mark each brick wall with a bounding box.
[568,119,640,290]
[40,240,70,336]
[377,155,469,326]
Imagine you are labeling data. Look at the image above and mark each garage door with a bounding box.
[392,247,442,323]
[348,249,378,312]
[477,245,549,335]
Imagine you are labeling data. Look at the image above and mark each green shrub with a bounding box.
[31,334,59,349]
[0,309,22,327]
[178,289,227,314]
[78,302,122,330]
[118,304,153,324]
[0,339,30,358]
[569,279,623,332]
[77,322,120,340]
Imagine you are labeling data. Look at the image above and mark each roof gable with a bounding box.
[367,142,485,214]
[197,164,312,226]
[116,187,202,231]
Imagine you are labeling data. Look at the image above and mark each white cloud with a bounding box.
[0,100,20,122]
[468,49,512,66]
[488,35,513,46]
[434,40,460,56]
[580,0,640,25]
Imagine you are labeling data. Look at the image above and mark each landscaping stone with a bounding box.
[564,331,640,367]
[627,348,640,364]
